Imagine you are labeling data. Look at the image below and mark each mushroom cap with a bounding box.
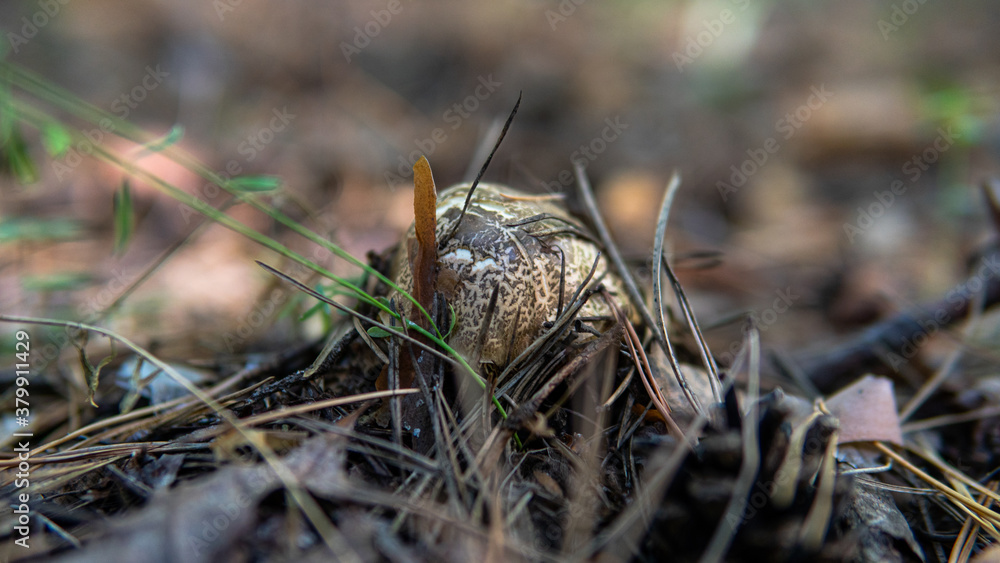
[386,183,628,370]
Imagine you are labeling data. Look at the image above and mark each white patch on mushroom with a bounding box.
[442,248,473,263]
[474,200,510,216]
[470,258,498,273]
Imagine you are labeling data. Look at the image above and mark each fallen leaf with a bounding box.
[410,155,437,331]
[825,375,904,446]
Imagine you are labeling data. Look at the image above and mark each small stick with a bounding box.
[617,301,693,450]
[651,172,712,414]
[439,93,521,249]
[572,164,682,399]
[794,264,999,393]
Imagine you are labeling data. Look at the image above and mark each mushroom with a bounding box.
[385,183,629,372]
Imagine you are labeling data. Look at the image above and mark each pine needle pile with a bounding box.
[3,58,1000,563]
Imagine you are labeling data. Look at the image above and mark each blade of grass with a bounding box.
[40,121,72,157]
[227,175,282,192]
[3,125,38,184]
[0,216,81,242]
[136,123,184,155]
[4,75,439,337]
[257,261,510,420]
[438,92,520,250]
[112,179,134,255]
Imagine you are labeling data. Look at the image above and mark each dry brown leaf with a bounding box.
[825,375,904,446]
[410,155,438,331]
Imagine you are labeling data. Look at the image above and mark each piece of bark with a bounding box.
[838,482,925,563]
[836,446,924,563]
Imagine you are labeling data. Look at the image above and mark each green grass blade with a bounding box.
[41,122,72,157]
[3,126,39,184]
[139,124,184,153]
[367,326,393,338]
[113,180,134,255]
[0,217,81,242]
[228,175,282,192]
[22,272,92,291]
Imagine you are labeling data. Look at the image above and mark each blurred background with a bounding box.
[2,0,999,369]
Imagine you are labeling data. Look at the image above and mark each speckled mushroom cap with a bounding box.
[386,182,628,371]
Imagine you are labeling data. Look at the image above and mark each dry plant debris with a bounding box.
[3,110,1000,561]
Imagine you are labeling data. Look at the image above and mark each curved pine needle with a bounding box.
[650,172,709,416]
[0,314,363,561]
[438,93,521,249]
[572,164,701,418]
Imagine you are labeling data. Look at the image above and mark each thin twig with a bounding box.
[650,172,711,415]
[899,296,980,421]
[572,163,677,392]
[439,93,521,249]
